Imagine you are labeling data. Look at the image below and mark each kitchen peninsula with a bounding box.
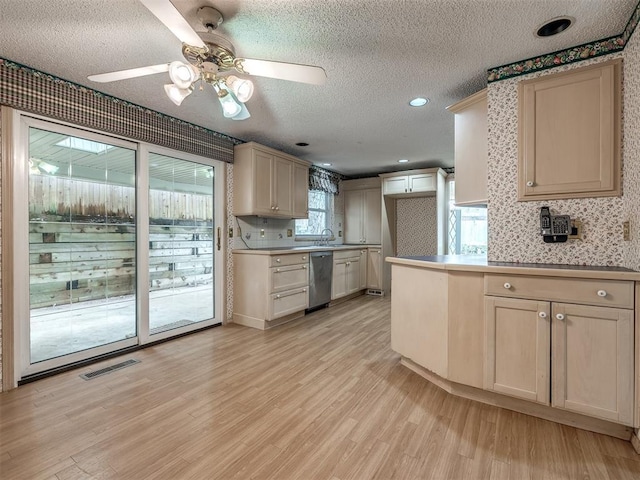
[387,255,640,447]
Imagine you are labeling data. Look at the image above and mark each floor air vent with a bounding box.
[80,359,140,380]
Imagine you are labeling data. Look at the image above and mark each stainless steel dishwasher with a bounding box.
[307,251,333,311]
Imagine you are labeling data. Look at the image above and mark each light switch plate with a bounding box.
[287,229,293,237]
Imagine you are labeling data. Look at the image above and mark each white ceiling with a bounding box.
[0,0,636,176]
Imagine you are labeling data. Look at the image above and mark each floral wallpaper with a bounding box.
[487,53,626,266]
[396,197,438,256]
[622,21,640,271]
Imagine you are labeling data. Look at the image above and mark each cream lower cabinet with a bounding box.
[484,277,635,425]
[552,303,634,425]
[332,250,363,300]
[366,247,382,290]
[233,252,309,329]
[484,297,550,404]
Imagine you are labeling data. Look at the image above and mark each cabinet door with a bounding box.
[344,190,363,244]
[292,163,309,219]
[552,303,634,425]
[408,174,435,193]
[363,188,381,244]
[383,176,408,195]
[484,297,550,404]
[358,250,368,289]
[346,258,361,294]
[518,59,621,200]
[367,248,382,289]
[272,156,293,216]
[331,260,348,300]
[253,150,274,215]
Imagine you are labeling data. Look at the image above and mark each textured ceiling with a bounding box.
[0,0,636,176]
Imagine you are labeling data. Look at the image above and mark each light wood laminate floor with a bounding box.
[1,295,639,479]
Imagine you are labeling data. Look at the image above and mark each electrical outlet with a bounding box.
[287,229,293,237]
[338,230,342,237]
[568,219,583,240]
[228,227,233,238]
[260,229,265,238]
[623,221,630,241]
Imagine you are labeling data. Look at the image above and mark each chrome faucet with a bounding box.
[320,228,334,246]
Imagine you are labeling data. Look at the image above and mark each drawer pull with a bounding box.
[302,288,307,292]
[556,313,565,321]
[526,180,534,187]
[302,265,307,269]
[302,256,307,260]
[503,282,511,289]
[276,268,280,273]
[276,258,281,263]
[538,312,547,318]
[597,290,607,297]
[276,294,281,299]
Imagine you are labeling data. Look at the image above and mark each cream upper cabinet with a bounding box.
[447,89,487,206]
[382,172,436,197]
[343,184,381,245]
[233,142,309,218]
[292,162,310,219]
[518,59,622,201]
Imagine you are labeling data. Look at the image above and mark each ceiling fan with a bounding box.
[87,0,327,120]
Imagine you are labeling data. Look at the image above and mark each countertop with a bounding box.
[233,244,382,255]
[386,255,640,281]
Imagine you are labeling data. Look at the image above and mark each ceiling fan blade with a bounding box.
[88,64,170,83]
[237,58,327,86]
[139,0,205,48]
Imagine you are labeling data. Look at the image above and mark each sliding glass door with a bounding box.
[14,114,224,378]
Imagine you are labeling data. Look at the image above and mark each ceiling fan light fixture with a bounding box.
[164,83,193,106]
[217,88,243,118]
[225,75,254,102]
[169,61,199,89]
[231,103,251,121]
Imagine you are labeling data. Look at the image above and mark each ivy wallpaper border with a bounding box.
[487,0,640,82]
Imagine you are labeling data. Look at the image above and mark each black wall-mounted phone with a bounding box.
[540,206,570,243]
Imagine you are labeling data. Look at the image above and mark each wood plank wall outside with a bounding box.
[28,222,214,308]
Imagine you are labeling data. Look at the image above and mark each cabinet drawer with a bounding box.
[270,288,308,319]
[484,274,633,309]
[270,253,310,267]
[333,249,361,261]
[271,264,308,292]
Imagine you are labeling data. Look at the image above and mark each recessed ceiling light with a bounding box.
[409,97,429,107]
[322,163,332,166]
[398,159,410,163]
[295,142,309,147]
[536,17,574,37]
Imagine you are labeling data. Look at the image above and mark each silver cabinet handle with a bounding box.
[503,282,511,289]
[271,206,275,210]
[275,206,279,211]
[597,290,607,297]
[538,312,547,318]
[556,313,565,320]
[526,181,534,187]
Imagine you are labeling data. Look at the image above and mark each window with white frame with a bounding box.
[295,190,331,236]
[447,179,488,255]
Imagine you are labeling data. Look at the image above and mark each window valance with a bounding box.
[309,165,344,195]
